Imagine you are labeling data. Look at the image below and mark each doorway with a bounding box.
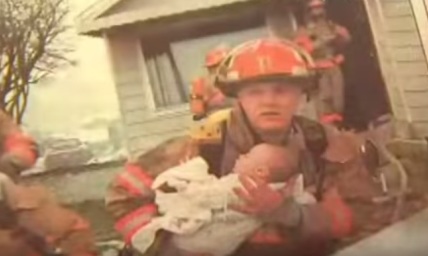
[325,0,391,131]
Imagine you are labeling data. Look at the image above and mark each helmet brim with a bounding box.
[216,74,317,98]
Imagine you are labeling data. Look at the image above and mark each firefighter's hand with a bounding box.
[230,172,296,216]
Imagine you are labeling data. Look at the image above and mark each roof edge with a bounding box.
[76,0,259,37]
[75,0,123,35]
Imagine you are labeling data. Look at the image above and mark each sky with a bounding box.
[23,0,120,134]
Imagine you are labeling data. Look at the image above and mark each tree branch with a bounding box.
[0,0,70,122]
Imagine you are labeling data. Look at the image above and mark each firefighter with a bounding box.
[0,111,98,256]
[295,0,351,126]
[190,45,232,120]
[106,38,387,256]
[0,111,38,181]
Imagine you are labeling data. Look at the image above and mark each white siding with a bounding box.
[407,0,428,135]
[105,34,150,156]
[365,0,428,138]
[125,109,193,156]
[412,0,428,60]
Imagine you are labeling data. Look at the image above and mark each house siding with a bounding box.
[365,0,428,138]
[105,33,151,156]
[125,110,192,156]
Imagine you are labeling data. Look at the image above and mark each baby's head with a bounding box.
[233,143,297,183]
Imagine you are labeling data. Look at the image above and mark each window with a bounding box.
[143,27,268,109]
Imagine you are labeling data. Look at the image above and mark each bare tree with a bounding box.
[0,0,70,123]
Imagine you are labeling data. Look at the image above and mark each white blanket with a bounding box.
[132,157,314,256]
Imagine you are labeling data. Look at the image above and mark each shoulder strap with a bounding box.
[294,116,328,200]
[294,116,328,159]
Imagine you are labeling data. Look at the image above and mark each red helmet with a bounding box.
[308,0,325,8]
[205,45,230,68]
[216,38,315,97]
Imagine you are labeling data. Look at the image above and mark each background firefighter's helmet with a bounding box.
[307,0,325,8]
[215,38,316,97]
[205,45,231,68]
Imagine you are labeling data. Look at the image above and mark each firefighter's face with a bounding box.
[238,82,302,133]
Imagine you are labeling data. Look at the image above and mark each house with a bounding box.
[76,0,428,157]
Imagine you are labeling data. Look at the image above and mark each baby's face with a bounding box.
[233,144,296,182]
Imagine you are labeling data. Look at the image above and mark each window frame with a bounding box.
[140,7,266,112]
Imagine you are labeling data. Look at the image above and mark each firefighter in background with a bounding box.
[190,45,232,120]
[0,111,39,181]
[0,110,98,256]
[295,0,351,126]
[106,38,391,256]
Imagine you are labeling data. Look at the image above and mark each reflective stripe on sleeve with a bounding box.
[116,164,154,196]
[115,204,157,242]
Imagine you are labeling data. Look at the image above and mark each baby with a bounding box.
[233,143,299,183]
[132,143,313,256]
